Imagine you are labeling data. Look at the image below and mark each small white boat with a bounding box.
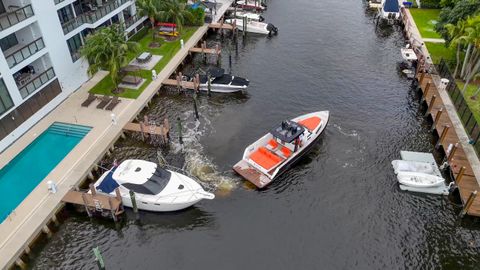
[94,160,215,212]
[391,160,435,174]
[397,171,445,188]
[235,0,266,11]
[234,11,264,22]
[225,18,278,35]
[234,111,329,188]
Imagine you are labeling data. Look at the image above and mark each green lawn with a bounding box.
[89,26,198,99]
[409,8,442,39]
[457,81,480,124]
[425,42,456,64]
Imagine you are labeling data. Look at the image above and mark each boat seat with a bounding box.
[298,116,321,132]
[249,146,283,171]
[281,146,292,158]
[266,139,279,150]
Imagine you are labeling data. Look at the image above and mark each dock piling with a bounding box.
[81,193,92,217]
[436,125,449,149]
[421,81,431,103]
[42,225,52,238]
[419,72,426,86]
[432,107,443,131]
[447,142,459,162]
[177,117,183,144]
[425,94,436,117]
[460,190,478,218]
[129,190,139,219]
[15,258,27,270]
[207,74,212,97]
[193,93,199,120]
[242,16,247,37]
[456,166,466,184]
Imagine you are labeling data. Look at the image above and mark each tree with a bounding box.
[435,0,480,42]
[80,26,139,93]
[156,0,194,32]
[136,0,159,40]
[445,19,468,77]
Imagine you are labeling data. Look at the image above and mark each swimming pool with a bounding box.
[0,122,91,223]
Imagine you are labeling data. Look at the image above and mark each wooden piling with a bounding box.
[177,117,183,144]
[460,190,478,218]
[456,166,466,185]
[108,198,117,222]
[447,142,459,162]
[421,81,431,103]
[52,213,60,226]
[89,184,96,196]
[81,193,92,217]
[419,72,425,85]
[193,93,199,120]
[15,258,27,270]
[139,121,145,141]
[42,225,52,238]
[207,74,212,97]
[431,107,443,131]
[242,16,247,36]
[88,171,94,180]
[129,190,139,217]
[425,94,436,117]
[436,125,449,149]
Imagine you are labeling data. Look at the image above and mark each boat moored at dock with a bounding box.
[188,68,250,93]
[233,111,329,188]
[94,160,215,212]
[225,18,278,35]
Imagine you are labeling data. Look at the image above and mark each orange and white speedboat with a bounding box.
[233,111,329,188]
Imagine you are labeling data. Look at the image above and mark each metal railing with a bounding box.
[5,38,45,69]
[0,5,34,31]
[437,59,480,155]
[62,0,130,34]
[18,67,56,99]
[123,14,142,29]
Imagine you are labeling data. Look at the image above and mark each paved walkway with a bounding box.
[423,38,446,43]
[0,0,233,267]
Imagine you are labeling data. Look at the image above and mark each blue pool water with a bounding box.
[0,122,91,223]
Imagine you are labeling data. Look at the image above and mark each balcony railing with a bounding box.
[0,5,34,31]
[18,67,56,99]
[5,38,45,69]
[123,14,142,29]
[62,0,130,34]
[54,0,66,4]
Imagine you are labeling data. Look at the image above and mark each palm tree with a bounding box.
[136,0,158,40]
[445,19,468,78]
[156,0,194,32]
[460,16,480,94]
[80,25,139,93]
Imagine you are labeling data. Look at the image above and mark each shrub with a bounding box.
[186,7,205,26]
[420,0,441,8]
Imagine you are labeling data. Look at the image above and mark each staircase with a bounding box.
[47,122,91,138]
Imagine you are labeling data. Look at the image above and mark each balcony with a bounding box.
[62,0,130,34]
[4,38,45,69]
[0,5,34,31]
[54,0,66,4]
[17,67,56,99]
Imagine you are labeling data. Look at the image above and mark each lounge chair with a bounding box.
[96,96,112,109]
[105,96,121,111]
[121,75,142,86]
[81,93,97,107]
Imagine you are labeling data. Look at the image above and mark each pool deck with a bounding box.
[0,1,233,267]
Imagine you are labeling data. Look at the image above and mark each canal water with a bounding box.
[31,0,480,269]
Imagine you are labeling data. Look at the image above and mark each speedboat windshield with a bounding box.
[270,120,305,143]
[122,167,171,195]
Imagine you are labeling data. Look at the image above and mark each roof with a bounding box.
[383,0,399,12]
[270,120,305,143]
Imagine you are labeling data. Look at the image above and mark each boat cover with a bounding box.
[384,0,399,12]
[270,120,305,143]
[207,67,225,77]
[97,167,119,193]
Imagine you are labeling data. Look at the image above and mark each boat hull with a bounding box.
[198,84,247,93]
[396,172,444,188]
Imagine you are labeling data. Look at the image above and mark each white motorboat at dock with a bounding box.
[225,18,278,35]
[93,159,215,212]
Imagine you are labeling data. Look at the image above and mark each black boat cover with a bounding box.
[270,120,305,143]
[383,0,399,12]
[207,67,225,77]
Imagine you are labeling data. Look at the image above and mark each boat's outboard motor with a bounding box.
[259,15,265,22]
[266,23,278,35]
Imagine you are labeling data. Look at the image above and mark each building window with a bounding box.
[57,5,74,24]
[0,33,18,52]
[67,34,82,62]
[0,79,14,116]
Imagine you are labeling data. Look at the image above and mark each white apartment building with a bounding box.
[0,0,147,151]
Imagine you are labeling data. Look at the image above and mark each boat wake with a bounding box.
[167,109,237,195]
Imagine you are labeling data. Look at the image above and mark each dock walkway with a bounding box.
[418,73,480,216]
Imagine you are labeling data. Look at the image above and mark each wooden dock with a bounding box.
[123,117,170,143]
[162,78,196,90]
[62,189,123,220]
[417,72,480,216]
[209,23,236,30]
[189,47,221,55]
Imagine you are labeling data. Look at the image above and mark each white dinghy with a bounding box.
[391,160,435,174]
[94,160,215,212]
[397,171,445,188]
[235,11,265,22]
